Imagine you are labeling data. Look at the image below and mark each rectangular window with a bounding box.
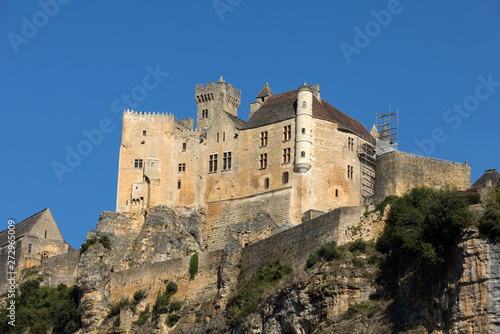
[142,130,147,136]
[178,163,186,173]
[223,132,226,142]
[347,165,354,179]
[202,109,208,118]
[177,180,181,189]
[282,148,291,163]
[182,142,187,151]
[28,243,32,254]
[259,153,268,169]
[282,171,289,185]
[134,159,143,169]
[260,131,268,147]
[223,152,232,170]
[209,154,218,172]
[264,178,270,189]
[217,133,220,143]
[283,125,291,141]
[348,137,354,151]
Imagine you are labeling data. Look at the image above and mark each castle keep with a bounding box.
[115,77,470,250]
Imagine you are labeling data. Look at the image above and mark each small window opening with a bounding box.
[301,151,306,157]
[335,189,338,197]
[41,251,49,260]
[302,128,306,134]
[28,243,32,254]
[182,142,187,151]
[177,180,181,189]
[282,172,289,185]
[302,101,307,108]
[142,130,147,136]
[126,200,128,205]
[45,230,47,238]
[264,178,270,189]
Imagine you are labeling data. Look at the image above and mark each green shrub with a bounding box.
[305,241,342,269]
[113,315,121,327]
[165,281,178,295]
[167,314,181,327]
[108,297,129,318]
[0,283,81,333]
[227,261,292,326]
[352,258,365,268]
[98,235,112,250]
[133,289,146,303]
[465,186,481,204]
[349,239,367,253]
[376,187,473,268]
[133,306,149,326]
[169,300,182,312]
[189,254,199,279]
[152,290,171,317]
[375,195,398,217]
[479,188,500,242]
[305,253,319,269]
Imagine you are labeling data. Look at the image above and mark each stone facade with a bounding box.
[116,78,376,249]
[374,150,471,203]
[0,208,70,296]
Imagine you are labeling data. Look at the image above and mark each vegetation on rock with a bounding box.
[478,187,500,242]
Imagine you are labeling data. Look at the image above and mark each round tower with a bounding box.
[294,82,313,173]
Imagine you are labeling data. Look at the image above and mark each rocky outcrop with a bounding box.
[217,212,291,308]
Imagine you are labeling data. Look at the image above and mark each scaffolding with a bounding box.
[357,137,376,205]
[376,109,398,154]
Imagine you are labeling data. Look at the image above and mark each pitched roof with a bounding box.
[244,88,374,142]
[256,83,274,98]
[223,111,247,130]
[473,169,499,188]
[0,208,50,247]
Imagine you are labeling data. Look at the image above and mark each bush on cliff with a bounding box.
[305,241,342,269]
[376,187,473,269]
[189,253,199,279]
[478,187,500,242]
[0,282,81,334]
[227,260,292,327]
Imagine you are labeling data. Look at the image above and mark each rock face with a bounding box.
[78,206,204,333]
[217,212,291,308]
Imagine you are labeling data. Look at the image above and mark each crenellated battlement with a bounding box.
[123,109,193,131]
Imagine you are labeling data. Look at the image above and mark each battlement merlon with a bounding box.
[122,110,193,131]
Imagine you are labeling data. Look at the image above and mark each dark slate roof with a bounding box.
[256,83,274,98]
[473,169,499,188]
[0,208,49,247]
[244,88,374,142]
[224,111,247,130]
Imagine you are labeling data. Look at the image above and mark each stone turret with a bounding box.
[294,82,313,173]
[250,82,274,119]
[195,76,241,130]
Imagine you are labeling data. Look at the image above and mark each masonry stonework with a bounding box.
[374,150,471,204]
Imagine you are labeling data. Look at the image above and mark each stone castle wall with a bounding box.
[108,250,223,306]
[374,150,471,203]
[239,205,385,284]
[203,187,292,250]
[21,250,80,288]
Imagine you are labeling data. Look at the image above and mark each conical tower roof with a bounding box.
[256,82,274,98]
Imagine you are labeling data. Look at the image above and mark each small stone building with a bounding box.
[0,208,70,295]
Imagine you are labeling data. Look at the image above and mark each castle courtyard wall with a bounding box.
[374,151,471,203]
[239,205,384,284]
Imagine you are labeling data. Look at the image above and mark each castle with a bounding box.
[116,77,471,250]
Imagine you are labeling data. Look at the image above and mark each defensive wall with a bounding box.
[21,250,80,288]
[374,150,471,204]
[239,205,385,284]
[203,187,292,250]
[108,250,223,306]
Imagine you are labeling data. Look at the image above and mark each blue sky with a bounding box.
[1,1,499,248]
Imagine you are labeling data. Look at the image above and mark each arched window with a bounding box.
[41,251,49,260]
[301,151,306,157]
[302,101,306,108]
[302,128,306,134]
